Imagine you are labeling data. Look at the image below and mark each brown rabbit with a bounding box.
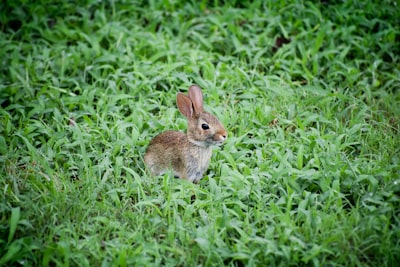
[144,85,227,183]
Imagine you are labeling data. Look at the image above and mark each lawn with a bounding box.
[1,0,399,266]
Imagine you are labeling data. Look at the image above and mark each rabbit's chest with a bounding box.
[185,147,212,181]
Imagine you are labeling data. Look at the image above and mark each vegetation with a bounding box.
[1,0,399,266]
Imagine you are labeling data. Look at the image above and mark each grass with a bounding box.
[1,0,399,266]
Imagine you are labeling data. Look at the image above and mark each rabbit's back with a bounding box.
[144,131,186,177]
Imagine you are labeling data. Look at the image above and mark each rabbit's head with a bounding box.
[177,85,227,148]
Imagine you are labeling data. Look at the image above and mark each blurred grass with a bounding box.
[1,0,399,266]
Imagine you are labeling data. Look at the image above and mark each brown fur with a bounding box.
[144,85,227,183]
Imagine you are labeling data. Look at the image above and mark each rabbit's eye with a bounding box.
[201,123,210,130]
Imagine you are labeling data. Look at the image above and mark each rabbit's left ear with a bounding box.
[177,93,194,118]
[188,85,204,114]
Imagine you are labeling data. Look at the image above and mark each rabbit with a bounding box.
[144,84,227,184]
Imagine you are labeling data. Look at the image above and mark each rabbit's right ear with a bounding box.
[188,85,204,114]
[177,93,194,118]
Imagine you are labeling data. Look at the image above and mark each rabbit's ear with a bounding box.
[188,85,204,114]
[177,93,194,118]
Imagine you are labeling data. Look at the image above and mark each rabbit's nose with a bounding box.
[222,130,227,140]
[215,131,227,141]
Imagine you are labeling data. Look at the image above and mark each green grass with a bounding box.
[1,0,399,266]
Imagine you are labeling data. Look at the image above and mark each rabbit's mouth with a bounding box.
[189,138,224,148]
[206,136,226,147]
[212,132,227,145]
[213,139,225,146]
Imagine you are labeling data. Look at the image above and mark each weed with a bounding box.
[1,0,399,266]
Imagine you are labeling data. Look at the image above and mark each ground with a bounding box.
[0,1,399,266]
